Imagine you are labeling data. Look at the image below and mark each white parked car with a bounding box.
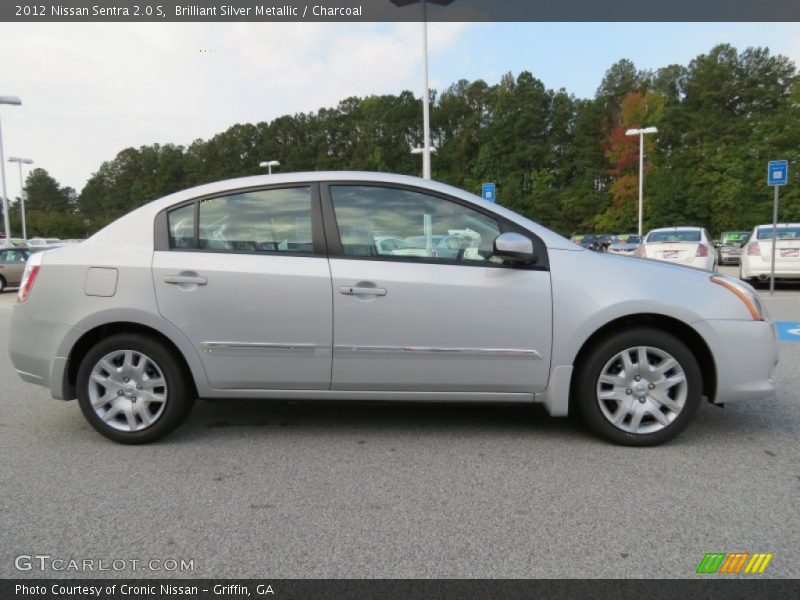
[637,227,716,271]
[26,237,66,253]
[740,223,800,286]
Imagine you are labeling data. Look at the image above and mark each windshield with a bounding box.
[647,230,701,243]
[756,227,800,240]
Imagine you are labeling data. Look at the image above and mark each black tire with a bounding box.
[740,273,758,288]
[76,333,195,444]
[575,327,702,446]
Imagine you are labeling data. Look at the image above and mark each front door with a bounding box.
[325,184,552,393]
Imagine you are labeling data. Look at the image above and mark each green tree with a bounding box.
[24,168,72,213]
[70,44,800,239]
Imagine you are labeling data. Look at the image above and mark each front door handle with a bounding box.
[338,286,387,296]
[164,275,207,285]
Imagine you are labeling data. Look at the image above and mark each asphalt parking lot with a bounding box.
[0,264,798,579]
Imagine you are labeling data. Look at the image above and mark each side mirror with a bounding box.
[493,232,536,264]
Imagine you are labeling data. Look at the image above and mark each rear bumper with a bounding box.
[8,303,77,400]
[741,258,800,279]
[718,252,741,264]
[647,256,712,270]
[693,319,778,403]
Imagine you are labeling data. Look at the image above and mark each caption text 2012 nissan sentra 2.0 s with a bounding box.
[7,172,779,445]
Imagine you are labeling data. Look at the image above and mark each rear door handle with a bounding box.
[164,275,207,285]
[338,286,387,296]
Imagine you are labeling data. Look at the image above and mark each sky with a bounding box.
[1,21,799,201]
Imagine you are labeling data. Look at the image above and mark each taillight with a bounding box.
[747,242,760,256]
[18,264,41,302]
[695,244,708,257]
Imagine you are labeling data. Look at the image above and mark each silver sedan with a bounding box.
[8,172,778,445]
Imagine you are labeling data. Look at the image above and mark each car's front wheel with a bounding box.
[77,333,195,443]
[575,327,702,446]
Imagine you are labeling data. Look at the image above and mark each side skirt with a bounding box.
[199,389,536,403]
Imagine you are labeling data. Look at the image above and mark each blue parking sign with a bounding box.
[768,160,788,186]
[482,182,496,203]
[776,322,800,342]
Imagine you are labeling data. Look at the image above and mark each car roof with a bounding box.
[648,226,703,232]
[755,223,800,228]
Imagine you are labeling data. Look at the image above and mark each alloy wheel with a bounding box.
[596,345,688,435]
[87,350,168,432]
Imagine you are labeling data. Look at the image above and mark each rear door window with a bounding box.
[167,187,313,254]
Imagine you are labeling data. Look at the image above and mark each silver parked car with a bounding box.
[607,234,641,256]
[0,246,31,292]
[715,231,750,266]
[8,172,778,446]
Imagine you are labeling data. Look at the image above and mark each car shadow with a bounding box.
[176,398,588,442]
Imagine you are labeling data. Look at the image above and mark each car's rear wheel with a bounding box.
[575,327,702,446]
[77,333,194,443]
[743,276,763,289]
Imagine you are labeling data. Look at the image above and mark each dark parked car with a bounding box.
[596,234,614,252]
[570,234,603,251]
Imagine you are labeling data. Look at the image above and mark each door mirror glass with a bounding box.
[493,232,536,263]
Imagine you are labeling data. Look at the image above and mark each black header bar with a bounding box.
[3,0,800,22]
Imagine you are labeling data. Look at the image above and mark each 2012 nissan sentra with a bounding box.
[7,172,779,445]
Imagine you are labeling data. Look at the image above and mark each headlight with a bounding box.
[710,275,764,321]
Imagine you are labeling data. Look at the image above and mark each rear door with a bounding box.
[152,184,333,390]
[323,183,552,394]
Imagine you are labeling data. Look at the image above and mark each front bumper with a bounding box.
[693,319,778,403]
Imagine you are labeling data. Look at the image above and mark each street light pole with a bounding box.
[259,160,280,175]
[411,146,436,178]
[625,126,658,237]
[421,0,431,179]
[0,95,23,242]
[390,0,454,179]
[9,157,33,241]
